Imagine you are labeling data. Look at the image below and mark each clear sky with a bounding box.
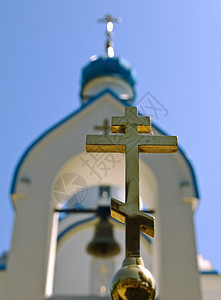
[1,0,221,273]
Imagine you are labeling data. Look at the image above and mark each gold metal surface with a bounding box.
[110,257,156,300]
[86,136,177,153]
[86,106,178,257]
[86,107,178,299]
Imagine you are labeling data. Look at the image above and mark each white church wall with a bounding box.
[52,138,157,296]
[81,76,134,104]
[0,271,5,300]
[200,274,221,300]
[5,96,156,300]
[143,153,201,299]
[53,214,153,296]
[5,95,202,299]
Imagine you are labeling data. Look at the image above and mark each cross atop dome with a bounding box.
[98,14,122,57]
[80,14,136,105]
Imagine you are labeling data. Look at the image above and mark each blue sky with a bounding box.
[1,0,221,273]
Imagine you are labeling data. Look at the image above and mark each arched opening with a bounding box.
[46,152,158,297]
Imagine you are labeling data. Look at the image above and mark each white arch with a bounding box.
[5,94,201,300]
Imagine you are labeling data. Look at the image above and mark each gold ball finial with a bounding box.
[110,257,156,300]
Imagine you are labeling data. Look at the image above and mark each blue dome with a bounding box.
[81,56,137,88]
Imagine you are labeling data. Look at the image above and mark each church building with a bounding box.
[0,15,221,300]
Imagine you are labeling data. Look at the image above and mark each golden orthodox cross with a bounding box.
[86,107,178,257]
[98,14,122,57]
[94,119,111,135]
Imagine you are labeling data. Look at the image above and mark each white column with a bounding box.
[3,193,57,300]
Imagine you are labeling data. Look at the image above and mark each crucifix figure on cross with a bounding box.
[86,106,178,299]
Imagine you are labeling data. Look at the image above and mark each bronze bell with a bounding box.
[86,216,120,258]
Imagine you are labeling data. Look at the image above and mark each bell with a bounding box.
[110,257,156,300]
[86,216,120,258]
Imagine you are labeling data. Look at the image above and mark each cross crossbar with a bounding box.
[86,107,178,257]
